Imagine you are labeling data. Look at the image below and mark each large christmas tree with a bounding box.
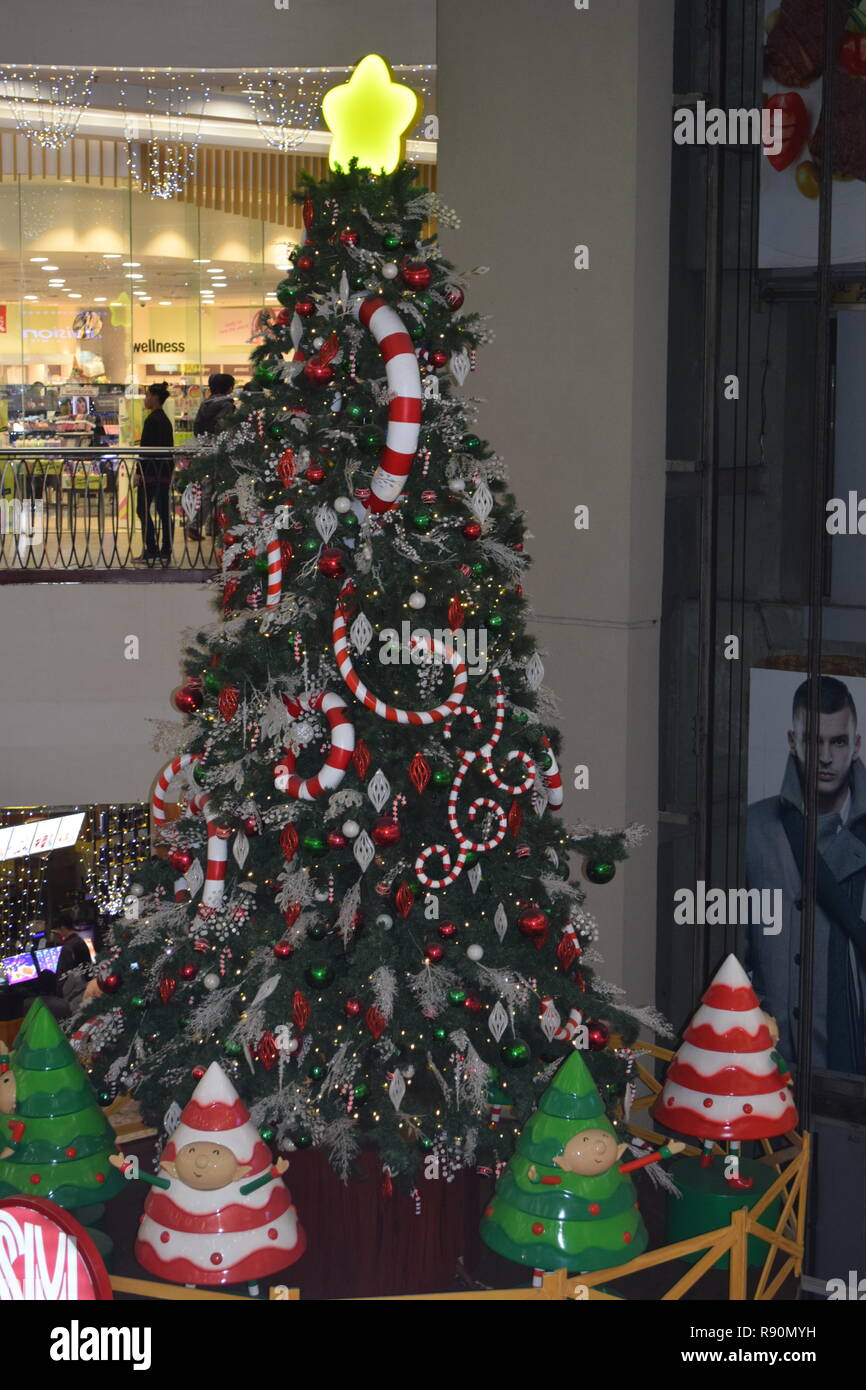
[81,58,646,1183]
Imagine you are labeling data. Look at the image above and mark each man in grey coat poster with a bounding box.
[746,675,866,1075]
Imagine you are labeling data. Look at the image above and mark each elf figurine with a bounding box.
[527,1127,685,1186]
[0,1045,20,1161]
[111,1062,306,1291]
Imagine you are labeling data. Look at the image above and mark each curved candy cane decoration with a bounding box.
[274,691,356,800]
[152,754,227,918]
[415,672,539,888]
[541,735,564,808]
[333,586,468,724]
[350,295,423,515]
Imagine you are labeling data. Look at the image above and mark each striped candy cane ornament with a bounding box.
[265,536,282,610]
[349,295,423,515]
[333,584,468,725]
[151,755,228,918]
[274,691,356,800]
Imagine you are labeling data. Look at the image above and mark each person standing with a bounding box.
[188,373,235,541]
[135,382,175,564]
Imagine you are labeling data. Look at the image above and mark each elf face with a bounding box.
[553,1128,622,1176]
[163,1142,251,1190]
[0,1067,15,1116]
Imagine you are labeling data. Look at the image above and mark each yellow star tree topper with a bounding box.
[322,54,421,174]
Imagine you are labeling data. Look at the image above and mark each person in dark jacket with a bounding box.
[135,381,175,563]
[188,374,235,541]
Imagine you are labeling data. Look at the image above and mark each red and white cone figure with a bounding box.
[654,954,798,1144]
[135,1062,306,1287]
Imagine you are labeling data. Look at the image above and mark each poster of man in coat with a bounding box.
[746,669,866,1078]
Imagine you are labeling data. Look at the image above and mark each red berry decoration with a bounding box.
[425,943,445,963]
[372,817,401,847]
[344,997,363,1019]
[401,260,433,290]
[180,964,198,981]
[438,922,457,940]
[586,1020,610,1051]
[304,463,326,484]
[444,285,465,310]
[65,1147,78,1159]
[304,360,334,387]
[29,1174,41,1186]
[317,546,346,578]
[462,520,482,541]
[517,906,549,950]
[274,940,294,960]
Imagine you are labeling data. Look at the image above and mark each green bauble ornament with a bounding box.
[383,233,401,251]
[433,1026,447,1041]
[269,424,284,440]
[254,556,270,575]
[465,851,477,866]
[345,402,364,422]
[350,273,368,290]
[307,924,327,941]
[481,1050,648,1275]
[432,769,451,788]
[500,1040,531,1068]
[224,1040,242,1056]
[462,433,482,453]
[412,511,432,531]
[303,834,326,853]
[358,427,383,455]
[192,763,207,786]
[415,293,433,311]
[471,562,485,576]
[203,670,220,695]
[584,859,617,886]
[342,511,359,529]
[513,711,529,725]
[131,995,145,1010]
[310,1063,326,1081]
[409,320,426,342]
[261,1127,275,1143]
[97,1090,112,1107]
[255,364,278,384]
[302,537,319,553]
[448,988,467,1007]
[306,963,334,987]
[539,753,554,772]
[276,278,299,307]
[418,1135,434,1152]
[295,1133,312,1148]
[488,613,503,629]
[353,1083,369,1101]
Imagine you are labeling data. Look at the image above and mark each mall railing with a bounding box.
[0,448,218,575]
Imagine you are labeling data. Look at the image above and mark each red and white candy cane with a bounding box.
[540,734,563,808]
[333,585,468,725]
[265,536,282,610]
[415,672,538,889]
[274,691,356,800]
[350,295,423,514]
[152,755,228,917]
[539,996,584,1042]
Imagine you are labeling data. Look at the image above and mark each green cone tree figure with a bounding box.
[481,1050,682,1274]
[0,999,125,1210]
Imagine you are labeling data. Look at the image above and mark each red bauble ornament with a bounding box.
[518,906,549,950]
[438,922,457,940]
[344,997,363,1019]
[292,990,311,1031]
[339,228,359,246]
[214,824,233,840]
[302,198,315,230]
[447,596,465,631]
[304,360,334,387]
[258,1031,278,1072]
[425,943,445,963]
[586,1021,610,1051]
[464,994,484,1012]
[192,1065,206,1080]
[159,976,177,1004]
[180,964,197,981]
[218,685,239,722]
[365,1005,387,1041]
[352,739,371,781]
[274,940,294,960]
[372,817,401,847]
[280,824,299,860]
[168,849,193,874]
[101,973,121,994]
[556,934,579,971]
[283,902,302,928]
[326,829,348,849]
[395,882,414,919]
[507,800,523,840]
[297,254,315,273]
[444,285,465,311]
[401,260,433,290]
[294,296,316,318]
[317,546,346,578]
[280,540,294,568]
[462,520,482,541]
[304,463,326,484]
[277,448,296,486]
[243,815,259,836]
[408,751,431,795]
[172,684,203,714]
[429,349,449,368]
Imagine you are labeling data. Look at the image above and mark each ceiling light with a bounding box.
[30,256,48,263]
[126,273,144,279]
[41,265,60,271]
[206,268,223,275]
[103,254,122,260]
[109,301,122,306]
[24,294,37,300]
[93,297,107,303]
[122,262,141,267]
[68,293,82,298]
[159,300,172,305]
[193,258,210,264]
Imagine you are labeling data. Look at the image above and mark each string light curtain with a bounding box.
[0,65,95,150]
[116,71,211,199]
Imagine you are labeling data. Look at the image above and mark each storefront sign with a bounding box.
[0,1196,113,1300]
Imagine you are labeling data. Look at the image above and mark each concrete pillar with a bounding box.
[436,0,673,1003]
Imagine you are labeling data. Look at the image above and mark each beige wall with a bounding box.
[437,0,673,1002]
[0,584,212,805]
